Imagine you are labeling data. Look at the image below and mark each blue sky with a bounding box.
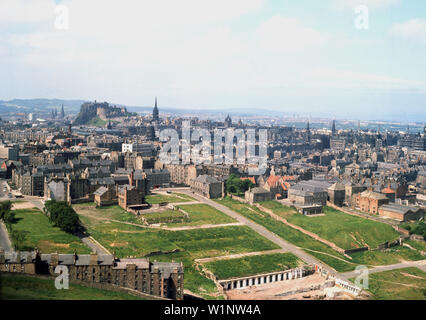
[0,0,425,121]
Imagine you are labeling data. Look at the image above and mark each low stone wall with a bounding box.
[333,278,362,296]
[343,247,369,255]
[194,262,226,299]
[70,197,92,204]
[410,234,425,241]
[229,194,246,203]
[146,249,181,257]
[275,280,335,297]
[395,226,410,237]
[219,267,309,291]
[376,239,401,250]
[87,236,111,254]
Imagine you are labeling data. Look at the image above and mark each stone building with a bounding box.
[12,169,44,196]
[354,190,389,215]
[262,175,295,199]
[344,182,365,206]
[190,175,224,199]
[245,187,272,204]
[44,176,69,202]
[143,169,170,190]
[118,185,145,210]
[288,180,331,206]
[0,250,184,300]
[94,186,117,206]
[378,204,424,222]
[328,182,346,207]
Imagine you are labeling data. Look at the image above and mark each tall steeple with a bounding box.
[60,104,65,119]
[153,97,159,121]
[331,120,336,135]
[306,120,311,142]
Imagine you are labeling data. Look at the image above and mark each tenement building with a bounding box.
[0,250,184,300]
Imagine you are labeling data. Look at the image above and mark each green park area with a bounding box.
[263,201,400,250]
[142,210,187,225]
[6,208,90,254]
[171,204,236,227]
[145,192,195,205]
[216,198,425,273]
[351,267,426,300]
[0,274,146,300]
[73,203,143,225]
[80,211,279,298]
[203,253,303,280]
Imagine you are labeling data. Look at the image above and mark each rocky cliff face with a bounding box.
[73,102,130,125]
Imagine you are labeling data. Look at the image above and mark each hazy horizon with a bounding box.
[1,0,426,122]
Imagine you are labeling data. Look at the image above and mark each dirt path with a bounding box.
[340,259,426,279]
[195,249,287,263]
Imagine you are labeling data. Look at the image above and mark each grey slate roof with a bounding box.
[193,175,220,184]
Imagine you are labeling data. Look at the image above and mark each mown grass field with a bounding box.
[6,208,90,254]
[204,253,303,280]
[73,203,143,225]
[145,193,195,204]
[286,206,400,250]
[143,210,187,224]
[215,198,425,272]
[0,274,146,300]
[351,267,426,300]
[171,204,236,227]
[81,214,280,299]
[260,201,297,218]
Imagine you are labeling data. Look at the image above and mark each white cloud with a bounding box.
[0,0,56,23]
[391,19,426,44]
[330,0,400,10]
[306,68,426,92]
[256,16,326,53]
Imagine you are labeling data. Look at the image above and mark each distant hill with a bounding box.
[0,98,86,115]
[73,101,132,125]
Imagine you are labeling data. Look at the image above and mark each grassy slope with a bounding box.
[351,267,426,300]
[145,194,193,204]
[0,274,146,300]
[172,204,236,227]
[7,208,90,254]
[286,206,400,250]
[74,203,143,225]
[204,253,303,280]
[216,198,425,272]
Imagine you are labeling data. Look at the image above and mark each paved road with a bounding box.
[339,259,426,279]
[169,188,337,276]
[0,221,13,252]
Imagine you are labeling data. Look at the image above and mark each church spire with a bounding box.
[153,96,159,121]
[60,104,65,119]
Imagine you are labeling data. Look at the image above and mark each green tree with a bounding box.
[44,200,82,234]
[225,174,255,196]
[3,210,16,226]
[0,200,12,220]
[11,230,29,251]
